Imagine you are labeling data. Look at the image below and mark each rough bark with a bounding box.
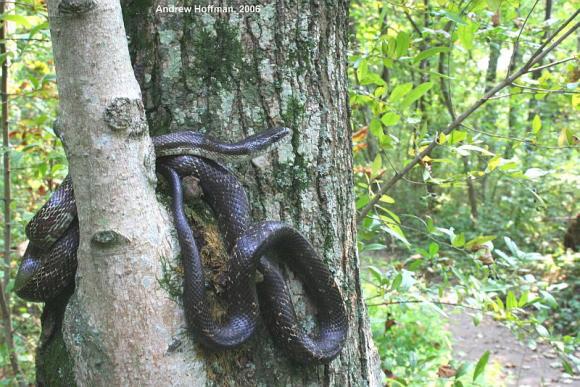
[37,0,380,385]
[42,0,202,384]
[122,0,380,385]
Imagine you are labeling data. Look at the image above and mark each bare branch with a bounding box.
[523,56,577,73]
[367,299,483,311]
[488,89,579,100]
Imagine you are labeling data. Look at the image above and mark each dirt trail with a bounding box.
[447,310,579,386]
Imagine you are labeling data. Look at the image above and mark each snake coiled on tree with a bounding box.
[14,127,348,364]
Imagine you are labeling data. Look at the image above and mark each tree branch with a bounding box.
[488,89,579,100]
[523,56,577,73]
[367,299,482,311]
[357,12,580,223]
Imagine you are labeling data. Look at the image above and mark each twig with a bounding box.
[403,11,422,35]
[463,124,580,149]
[523,57,577,73]
[367,299,482,311]
[357,12,580,223]
[488,89,579,100]
[511,83,579,93]
[528,9,579,64]
[507,0,541,77]
[1,37,50,42]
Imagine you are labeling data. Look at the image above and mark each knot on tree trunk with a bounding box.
[58,0,97,14]
[90,229,129,248]
[104,97,147,134]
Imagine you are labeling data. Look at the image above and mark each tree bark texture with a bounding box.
[38,0,381,385]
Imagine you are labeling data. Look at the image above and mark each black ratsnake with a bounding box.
[15,127,348,364]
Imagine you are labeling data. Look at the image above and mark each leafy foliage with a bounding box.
[351,0,579,384]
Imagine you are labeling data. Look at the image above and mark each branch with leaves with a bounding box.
[357,10,580,223]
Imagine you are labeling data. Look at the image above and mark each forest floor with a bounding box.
[447,310,579,386]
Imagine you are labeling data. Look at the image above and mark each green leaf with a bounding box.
[379,194,395,204]
[381,112,401,126]
[355,195,369,209]
[395,31,410,58]
[379,206,400,223]
[455,362,469,378]
[401,82,433,108]
[506,291,517,310]
[428,242,439,256]
[558,127,574,146]
[392,273,403,290]
[389,83,413,103]
[465,235,496,249]
[414,47,450,63]
[455,144,495,156]
[1,14,32,28]
[473,351,490,381]
[384,36,397,58]
[399,270,415,291]
[498,161,518,171]
[362,243,387,252]
[532,114,542,134]
[495,297,505,311]
[535,324,550,338]
[458,22,479,49]
[382,221,410,245]
[562,360,574,375]
[524,168,549,179]
[518,291,529,307]
[369,118,383,139]
[368,266,383,283]
[407,259,423,271]
[448,130,467,144]
[486,155,502,172]
[28,21,49,38]
[540,290,558,308]
[452,233,465,247]
[426,217,435,233]
[371,154,382,177]
[443,10,467,25]
[360,72,386,86]
[356,60,369,82]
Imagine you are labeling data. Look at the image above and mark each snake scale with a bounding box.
[15,127,348,364]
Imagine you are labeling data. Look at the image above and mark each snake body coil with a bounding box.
[15,128,348,364]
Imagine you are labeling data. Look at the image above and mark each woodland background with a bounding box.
[0,0,578,385]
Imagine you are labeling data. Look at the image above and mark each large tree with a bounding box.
[37,0,380,385]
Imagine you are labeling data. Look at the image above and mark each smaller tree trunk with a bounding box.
[46,0,200,383]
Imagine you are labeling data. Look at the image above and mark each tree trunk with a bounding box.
[478,32,501,202]
[39,0,202,384]
[525,0,552,157]
[37,0,381,385]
